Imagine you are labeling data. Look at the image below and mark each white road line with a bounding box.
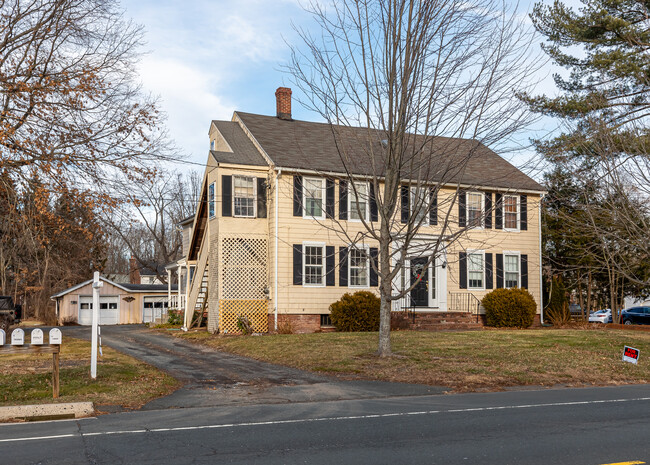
[2,396,650,444]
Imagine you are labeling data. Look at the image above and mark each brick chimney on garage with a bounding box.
[275,87,292,120]
[129,255,141,284]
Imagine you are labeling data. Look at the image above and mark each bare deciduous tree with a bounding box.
[288,0,540,355]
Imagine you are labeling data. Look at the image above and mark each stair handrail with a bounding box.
[185,238,209,328]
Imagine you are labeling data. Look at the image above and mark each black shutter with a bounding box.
[339,247,348,287]
[484,192,492,229]
[496,253,504,288]
[293,176,303,217]
[520,195,528,230]
[339,180,348,220]
[326,246,335,286]
[257,178,267,218]
[401,185,409,223]
[458,191,466,227]
[369,183,378,222]
[485,253,493,289]
[521,254,528,289]
[495,193,503,230]
[459,252,467,289]
[369,248,379,287]
[326,179,335,219]
[293,245,302,285]
[222,175,232,217]
[429,188,438,225]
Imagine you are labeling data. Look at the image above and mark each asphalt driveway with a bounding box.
[62,325,442,410]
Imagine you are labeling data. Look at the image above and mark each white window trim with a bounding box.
[348,181,370,222]
[302,177,326,220]
[503,250,521,289]
[467,250,485,291]
[208,182,216,219]
[302,242,326,287]
[503,194,520,232]
[410,186,430,226]
[348,244,370,288]
[232,175,257,218]
[466,191,485,229]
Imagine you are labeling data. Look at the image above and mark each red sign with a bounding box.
[623,346,640,364]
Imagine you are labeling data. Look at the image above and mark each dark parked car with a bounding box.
[569,304,583,317]
[620,306,650,325]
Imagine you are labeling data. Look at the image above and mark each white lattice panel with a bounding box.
[220,237,268,300]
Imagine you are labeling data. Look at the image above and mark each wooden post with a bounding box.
[52,349,60,399]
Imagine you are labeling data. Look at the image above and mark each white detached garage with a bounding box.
[51,277,177,326]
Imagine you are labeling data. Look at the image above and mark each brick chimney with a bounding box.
[129,255,141,285]
[275,87,292,120]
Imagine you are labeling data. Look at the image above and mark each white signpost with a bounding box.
[11,328,24,345]
[31,328,44,345]
[91,271,102,379]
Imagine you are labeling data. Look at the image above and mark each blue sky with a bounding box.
[121,0,561,175]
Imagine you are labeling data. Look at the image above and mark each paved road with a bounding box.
[2,384,650,464]
[62,325,441,409]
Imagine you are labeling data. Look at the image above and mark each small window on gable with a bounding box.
[349,182,369,221]
[303,177,325,219]
[468,252,484,289]
[208,182,215,218]
[210,140,215,151]
[503,195,519,230]
[233,175,255,217]
[467,192,484,228]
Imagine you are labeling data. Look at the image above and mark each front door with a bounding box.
[410,257,429,307]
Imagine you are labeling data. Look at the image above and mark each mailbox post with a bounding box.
[91,271,102,379]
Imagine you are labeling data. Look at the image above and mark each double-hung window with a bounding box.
[303,244,325,286]
[349,247,369,287]
[410,186,429,225]
[504,253,520,288]
[303,177,325,218]
[349,182,369,221]
[233,176,255,217]
[503,195,519,230]
[467,192,483,228]
[468,252,484,289]
[208,182,216,218]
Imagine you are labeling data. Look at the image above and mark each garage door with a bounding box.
[78,296,120,325]
[143,296,169,323]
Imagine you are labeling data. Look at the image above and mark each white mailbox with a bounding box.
[11,328,24,345]
[49,328,62,345]
[31,328,44,345]
[0,329,5,346]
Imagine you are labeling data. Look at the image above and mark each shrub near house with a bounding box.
[482,288,536,328]
[330,291,380,332]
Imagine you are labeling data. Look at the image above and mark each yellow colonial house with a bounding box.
[173,88,545,334]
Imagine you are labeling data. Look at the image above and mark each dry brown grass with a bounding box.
[178,327,650,392]
[0,337,179,407]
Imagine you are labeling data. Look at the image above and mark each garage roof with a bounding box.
[50,277,178,299]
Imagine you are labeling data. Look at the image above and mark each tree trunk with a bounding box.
[586,271,592,316]
[377,225,393,357]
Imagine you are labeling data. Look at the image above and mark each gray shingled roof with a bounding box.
[233,112,543,192]
[210,121,268,166]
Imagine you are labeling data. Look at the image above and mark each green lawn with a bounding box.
[0,337,179,407]
[178,327,650,392]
